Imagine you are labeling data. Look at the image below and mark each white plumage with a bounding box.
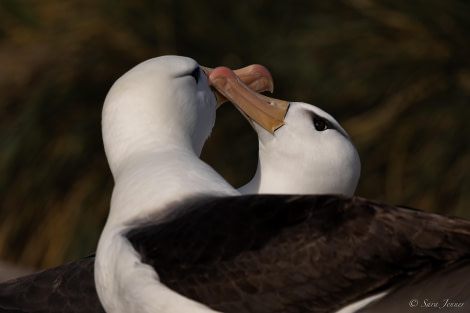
[239,102,360,195]
[96,56,236,313]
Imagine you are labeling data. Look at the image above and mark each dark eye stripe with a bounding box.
[309,112,350,139]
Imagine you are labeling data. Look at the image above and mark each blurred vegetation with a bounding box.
[0,0,469,269]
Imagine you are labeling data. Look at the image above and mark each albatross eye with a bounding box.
[190,67,200,83]
[313,116,330,131]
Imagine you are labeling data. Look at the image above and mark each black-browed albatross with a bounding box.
[1,56,470,313]
[205,66,360,196]
[236,101,361,195]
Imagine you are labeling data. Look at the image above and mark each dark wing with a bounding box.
[126,195,470,313]
[2,195,470,313]
[0,255,104,313]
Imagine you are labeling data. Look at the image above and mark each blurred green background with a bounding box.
[0,0,469,270]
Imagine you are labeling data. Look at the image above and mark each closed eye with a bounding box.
[190,67,200,84]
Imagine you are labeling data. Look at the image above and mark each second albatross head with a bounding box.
[244,102,361,196]
[209,67,361,196]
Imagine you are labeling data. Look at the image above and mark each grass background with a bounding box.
[1,0,469,269]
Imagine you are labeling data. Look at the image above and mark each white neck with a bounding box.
[96,146,237,313]
[238,141,359,196]
[238,155,329,195]
[107,146,237,226]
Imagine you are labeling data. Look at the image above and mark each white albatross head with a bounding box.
[209,68,361,196]
[240,102,361,195]
[101,56,217,179]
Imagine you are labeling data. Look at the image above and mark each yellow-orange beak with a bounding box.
[208,66,289,134]
[202,65,274,107]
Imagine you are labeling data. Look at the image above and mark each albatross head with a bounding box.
[102,56,217,178]
[209,68,361,196]
[247,102,361,196]
[102,56,274,181]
